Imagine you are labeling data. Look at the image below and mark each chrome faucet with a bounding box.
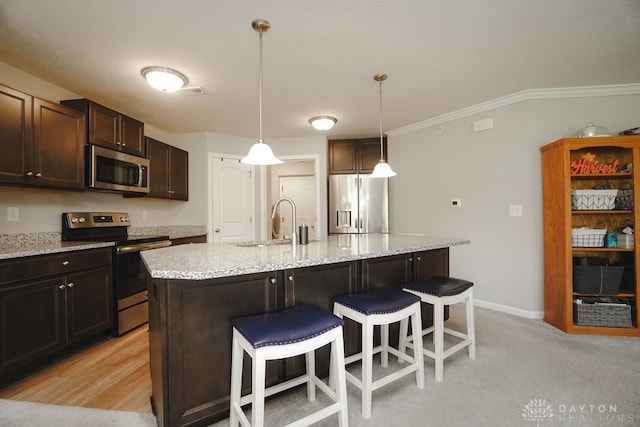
[271,197,297,246]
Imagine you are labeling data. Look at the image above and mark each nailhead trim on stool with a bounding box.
[402,276,476,382]
[230,304,349,427]
[333,287,425,419]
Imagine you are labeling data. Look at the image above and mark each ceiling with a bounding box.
[1,1,639,140]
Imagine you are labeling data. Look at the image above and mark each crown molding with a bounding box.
[388,83,640,137]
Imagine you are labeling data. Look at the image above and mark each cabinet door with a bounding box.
[170,146,189,200]
[119,114,145,157]
[0,278,65,378]
[146,137,171,198]
[412,248,450,280]
[149,272,282,427]
[362,253,412,290]
[283,261,359,378]
[0,85,33,185]
[329,140,357,173]
[32,98,85,190]
[66,266,113,343]
[358,138,385,173]
[88,103,120,150]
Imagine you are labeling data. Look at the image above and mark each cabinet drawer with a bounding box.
[0,248,112,286]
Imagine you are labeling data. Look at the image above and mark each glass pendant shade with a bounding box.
[141,67,187,92]
[370,160,397,178]
[241,140,283,165]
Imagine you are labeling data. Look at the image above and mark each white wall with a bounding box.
[388,89,640,317]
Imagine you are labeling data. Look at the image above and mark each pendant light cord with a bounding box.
[258,30,264,143]
[378,77,384,161]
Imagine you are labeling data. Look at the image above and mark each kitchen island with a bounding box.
[142,234,469,427]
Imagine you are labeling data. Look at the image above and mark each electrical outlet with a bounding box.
[8,207,19,222]
[142,210,149,220]
[450,198,462,208]
[509,204,523,217]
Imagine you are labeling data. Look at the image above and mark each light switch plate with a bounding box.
[509,204,523,216]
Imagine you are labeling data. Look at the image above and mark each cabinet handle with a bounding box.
[116,141,121,146]
[26,171,34,176]
[408,257,413,262]
[288,275,294,282]
[122,142,126,147]
[67,282,75,288]
[58,284,65,289]
[416,256,421,261]
[62,260,70,266]
[269,278,277,284]
[35,172,42,177]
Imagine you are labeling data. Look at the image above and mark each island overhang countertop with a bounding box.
[141,233,470,280]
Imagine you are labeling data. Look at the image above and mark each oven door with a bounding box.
[116,240,171,299]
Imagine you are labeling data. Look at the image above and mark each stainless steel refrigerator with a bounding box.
[329,174,389,234]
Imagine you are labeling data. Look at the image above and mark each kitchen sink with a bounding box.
[234,239,293,247]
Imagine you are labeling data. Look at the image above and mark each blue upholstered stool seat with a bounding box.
[403,276,473,297]
[332,287,424,419]
[232,304,343,348]
[332,287,421,315]
[230,304,349,427]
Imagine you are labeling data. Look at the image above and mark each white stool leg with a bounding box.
[229,330,243,427]
[306,350,316,401]
[332,331,349,427]
[381,323,389,367]
[398,317,409,363]
[251,351,266,427]
[410,309,425,389]
[466,292,476,359]
[433,300,444,382]
[362,320,374,419]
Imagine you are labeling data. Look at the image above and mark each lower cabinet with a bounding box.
[148,248,450,427]
[0,248,113,385]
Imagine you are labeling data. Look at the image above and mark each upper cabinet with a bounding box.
[61,99,145,157]
[146,137,189,200]
[328,138,386,174]
[0,84,85,190]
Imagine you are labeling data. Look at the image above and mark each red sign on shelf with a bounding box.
[570,152,619,175]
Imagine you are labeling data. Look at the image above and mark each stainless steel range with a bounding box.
[61,212,171,335]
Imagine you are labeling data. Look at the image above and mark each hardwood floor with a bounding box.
[0,325,153,413]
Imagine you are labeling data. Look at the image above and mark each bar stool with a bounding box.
[229,304,349,427]
[332,287,424,419]
[401,276,476,382]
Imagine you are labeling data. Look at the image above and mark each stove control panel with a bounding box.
[64,212,130,229]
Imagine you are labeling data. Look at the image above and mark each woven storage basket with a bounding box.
[573,301,632,328]
[572,265,623,294]
[615,183,633,210]
[571,227,606,247]
[571,189,618,210]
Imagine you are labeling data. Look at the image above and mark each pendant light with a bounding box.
[241,19,283,165]
[369,73,397,178]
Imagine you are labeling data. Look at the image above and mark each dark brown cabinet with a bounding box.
[328,137,386,174]
[283,261,360,378]
[61,99,145,157]
[146,137,189,200]
[148,271,282,427]
[0,85,85,190]
[0,248,113,385]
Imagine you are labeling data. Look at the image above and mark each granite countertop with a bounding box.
[141,234,470,281]
[0,240,114,260]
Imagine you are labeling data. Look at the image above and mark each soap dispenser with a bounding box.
[298,220,308,245]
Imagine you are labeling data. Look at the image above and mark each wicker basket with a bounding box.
[571,189,618,210]
[615,184,634,210]
[573,299,632,328]
[571,227,606,247]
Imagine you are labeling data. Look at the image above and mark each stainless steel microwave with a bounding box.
[86,145,150,193]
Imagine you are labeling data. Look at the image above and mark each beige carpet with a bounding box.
[0,399,158,427]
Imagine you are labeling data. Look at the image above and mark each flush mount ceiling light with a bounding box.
[369,73,397,178]
[141,66,188,92]
[241,19,283,166]
[309,115,337,131]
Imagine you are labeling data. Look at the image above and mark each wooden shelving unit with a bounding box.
[541,136,640,336]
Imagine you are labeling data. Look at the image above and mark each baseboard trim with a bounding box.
[474,298,544,320]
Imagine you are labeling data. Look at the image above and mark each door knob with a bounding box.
[214,228,220,233]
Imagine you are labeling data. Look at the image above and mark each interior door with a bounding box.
[279,176,316,239]
[210,156,254,243]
